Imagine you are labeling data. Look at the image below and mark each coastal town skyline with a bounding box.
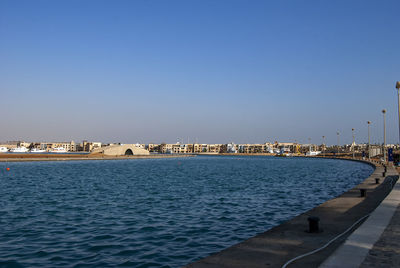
[1,134,399,147]
[1,0,399,144]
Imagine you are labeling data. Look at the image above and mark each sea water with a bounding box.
[0,156,373,267]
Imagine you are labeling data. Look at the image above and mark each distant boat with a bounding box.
[10,147,29,153]
[275,153,292,157]
[30,148,46,153]
[49,147,67,153]
[0,147,8,153]
[306,151,321,156]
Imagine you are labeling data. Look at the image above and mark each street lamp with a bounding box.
[352,128,355,159]
[382,109,387,163]
[396,81,400,145]
[367,121,371,161]
[337,131,340,157]
[322,136,325,157]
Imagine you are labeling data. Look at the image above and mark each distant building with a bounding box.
[237,143,273,153]
[154,143,226,154]
[147,144,160,152]
[227,143,237,153]
[18,141,32,148]
[80,141,102,152]
[40,141,77,152]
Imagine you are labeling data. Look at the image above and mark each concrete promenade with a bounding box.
[320,165,400,268]
[186,159,399,268]
[361,203,400,267]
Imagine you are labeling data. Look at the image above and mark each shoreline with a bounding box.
[186,158,397,268]
[0,152,382,164]
[0,153,195,162]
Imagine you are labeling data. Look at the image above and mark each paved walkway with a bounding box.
[360,202,400,267]
[320,166,400,268]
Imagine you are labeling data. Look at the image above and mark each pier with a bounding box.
[186,159,399,268]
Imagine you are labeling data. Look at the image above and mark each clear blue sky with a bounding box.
[1,0,399,145]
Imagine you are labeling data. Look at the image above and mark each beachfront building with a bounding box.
[300,144,315,154]
[227,143,238,153]
[161,143,174,154]
[193,144,207,153]
[370,146,382,157]
[40,141,77,152]
[80,141,102,152]
[277,142,298,154]
[18,141,32,148]
[155,143,226,154]
[387,144,400,149]
[30,142,42,149]
[173,144,191,154]
[145,142,311,154]
[157,143,187,154]
[207,144,223,153]
[0,141,29,150]
[237,143,274,153]
[0,143,16,150]
[150,142,291,154]
[147,144,160,152]
[1,140,105,153]
[343,142,366,153]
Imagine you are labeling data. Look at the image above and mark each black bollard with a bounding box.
[375,178,380,184]
[308,216,320,233]
[383,172,386,177]
[360,189,367,197]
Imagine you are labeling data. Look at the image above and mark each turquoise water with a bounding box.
[0,156,373,267]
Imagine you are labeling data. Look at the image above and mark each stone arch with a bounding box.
[125,149,133,155]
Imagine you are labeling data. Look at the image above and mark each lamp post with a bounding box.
[322,136,325,157]
[382,109,387,163]
[337,131,340,157]
[308,137,311,154]
[367,121,371,161]
[352,128,355,159]
[396,81,400,145]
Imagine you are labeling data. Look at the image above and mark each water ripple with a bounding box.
[0,156,373,267]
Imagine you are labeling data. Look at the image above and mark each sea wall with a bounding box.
[186,158,397,268]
